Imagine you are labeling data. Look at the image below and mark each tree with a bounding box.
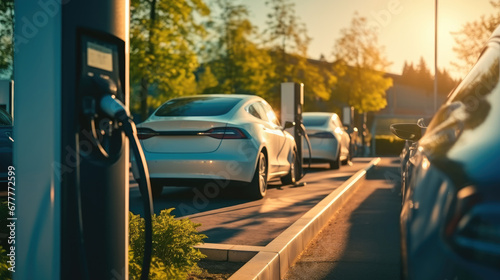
[416,57,433,91]
[436,68,457,97]
[194,65,218,94]
[0,0,14,78]
[332,14,392,113]
[264,0,310,84]
[400,58,457,96]
[130,0,210,120]
[203,0,274,97]
[400,57,433,92]
[301,58,338,112]
[263,0,336,108]
[401,61,416,84]
[452,0,500,76]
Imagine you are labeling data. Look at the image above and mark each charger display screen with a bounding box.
[87,41,113,72]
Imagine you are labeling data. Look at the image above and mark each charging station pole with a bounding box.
[15,1,130,279]
[281,82,304,179]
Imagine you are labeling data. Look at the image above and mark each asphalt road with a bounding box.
[129,157,376,246]
[284,157,402,280]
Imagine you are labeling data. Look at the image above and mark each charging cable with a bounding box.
[101,94,153,280]
[299,123,312,170]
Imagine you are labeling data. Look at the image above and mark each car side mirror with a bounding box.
[417,118,427,128]
[283,121,295,130]
[390,123,422,142]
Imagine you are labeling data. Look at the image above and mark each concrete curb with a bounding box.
[227,157,381,280]
[195,243,264,262]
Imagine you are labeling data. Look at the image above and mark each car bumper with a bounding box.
[303,138,339,162]
[141,139,259,184]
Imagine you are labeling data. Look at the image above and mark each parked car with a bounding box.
[302,112,350,169]
[135,94,299,199]
[0,107,13,192]
[396,26,500,279]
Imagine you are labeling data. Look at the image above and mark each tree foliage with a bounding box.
[452,0,500,76]
[400,58,457,96]
[130,0,210,120]
[401,57,432,91]
[202,0,274,98]
[332,14,392,113]
[264,0,310,84]
[0,0,14,78]
[263,0,337,109]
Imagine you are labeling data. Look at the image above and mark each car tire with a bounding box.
[150,181,163,199]
[281,150,297,185]
[341,151,349,165]
[329,150,340,170]
[247,152,268,199]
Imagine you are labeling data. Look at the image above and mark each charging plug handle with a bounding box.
[100,94,130,122]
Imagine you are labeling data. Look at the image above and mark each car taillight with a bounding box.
[309,132,335,138]
[447,186,500,267]
[201,127,248,139]
[137,128,159,140]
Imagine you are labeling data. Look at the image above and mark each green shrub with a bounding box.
[0,246,11,280]
[375,135,406,156]
[129,209,207,280]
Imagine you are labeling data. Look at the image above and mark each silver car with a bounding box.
[136,94,298,199]
[302,112,351,169]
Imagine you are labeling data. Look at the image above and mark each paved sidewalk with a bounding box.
[284,157,402,280]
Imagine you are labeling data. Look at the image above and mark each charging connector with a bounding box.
[100,94,130,122]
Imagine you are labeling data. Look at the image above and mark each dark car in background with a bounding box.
[395,26,500,279]
[0,108,13,192]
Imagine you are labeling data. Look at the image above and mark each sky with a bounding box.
[244,0,495,79]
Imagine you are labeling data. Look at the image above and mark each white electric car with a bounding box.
[136,94,299,199]
[302,112,351,169]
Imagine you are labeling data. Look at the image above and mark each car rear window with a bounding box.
[303,115,329,127]
[155,96,242,117]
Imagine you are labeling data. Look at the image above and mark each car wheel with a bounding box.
[341,150,349,165]
[281,150,297,185]
[329,150,340,170]
[247,152,268,199]
[150,181,163,199]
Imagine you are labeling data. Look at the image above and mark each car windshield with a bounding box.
[303,115,329,127]
[155,96,241,117]
[426,45,500,133]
